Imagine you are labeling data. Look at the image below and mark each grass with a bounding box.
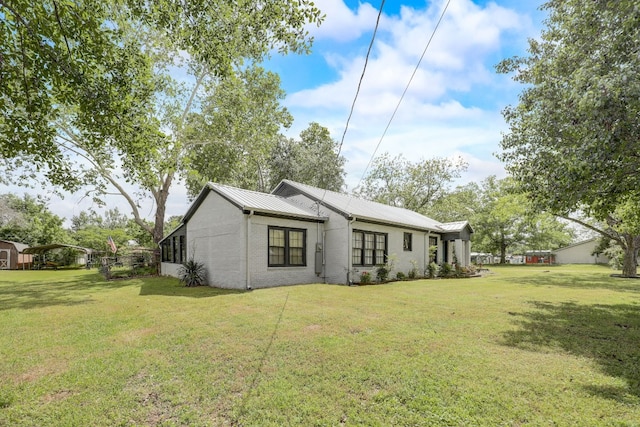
[1,265,639,426]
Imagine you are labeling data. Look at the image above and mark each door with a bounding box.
[0,249,9,269]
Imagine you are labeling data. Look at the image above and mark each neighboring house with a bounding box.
[471,252,496,265]
[0,240,33,270]
[554,238,609,264]
[525,250,555,264]
[160,180,473,289]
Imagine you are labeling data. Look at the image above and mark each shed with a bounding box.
[0,240,32,270]
[553,238,609,264]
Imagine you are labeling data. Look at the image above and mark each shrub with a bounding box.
[360,271,371,284]
[376,264,389,282]
[439,262,453,278]
[427,262,438,279]
[408,259,418,279]
[178,259,207,287]
[396,271,406,280]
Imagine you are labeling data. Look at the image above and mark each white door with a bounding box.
[0,249,9,269]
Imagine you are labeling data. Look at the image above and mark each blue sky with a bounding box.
[3,0,548,224]
[273,0,546,191]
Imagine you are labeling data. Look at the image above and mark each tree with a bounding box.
[0,194,68,246]
[184,66,294,196]
[427,182,480,223]
[464,177,573,263]
[497,0,640,275]
[266,122,346,192]
[1,0,323,244]
[70,209,131,252]
[355,153,468,214]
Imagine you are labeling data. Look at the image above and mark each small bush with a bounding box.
[427,262,438,279]
[360,271,371,284]
[376,264,389,282]
[178,259,207,287]
[439,262,453,278]
[396,271,406,280]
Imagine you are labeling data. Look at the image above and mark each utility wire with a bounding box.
[316,0,386,209]
[356,0,452,189]
[336,0,386,158]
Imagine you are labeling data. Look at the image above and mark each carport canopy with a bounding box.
[23,244,96,255]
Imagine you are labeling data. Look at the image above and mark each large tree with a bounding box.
[1,0,323,244]
[469,177,573,263]
[355,153,467,214]
[497,0,640,275]
[266,122,346,192]
[0,194,69,246]
[183,66,294,196]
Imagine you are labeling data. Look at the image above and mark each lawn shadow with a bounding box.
[502,300,640,401]
[0,272,134,311]
[139,280,245,298]
[509,271,640,294]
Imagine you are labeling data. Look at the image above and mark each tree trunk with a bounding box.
[621,235,638,277]
[500,243,507,264]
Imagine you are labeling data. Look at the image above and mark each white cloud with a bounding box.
[287,0,537,191]
[311,0,382,42]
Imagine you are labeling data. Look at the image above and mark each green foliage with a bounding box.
[355,153,467,213]
[467,177,574,263]
[70,209,135,252]
[1,0,323,246]
[439,262,453,278]
[407,260,418,279]
[0,194,69,246]
[184,66,294,195]
[395,271,406,281]
[178,259,207,287]
[497,0,640,274]
[427,262,438,279]
[359,271,371,284]
[267,122,347,192]
[375,264,389,282]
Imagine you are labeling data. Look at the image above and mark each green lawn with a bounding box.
[1,265,639,426]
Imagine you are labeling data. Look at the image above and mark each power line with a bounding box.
[356,0,452,189]
[336,0,386,158]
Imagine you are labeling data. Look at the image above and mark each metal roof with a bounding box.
[210,183,326,221]
[439,221,472,233]
[0,240,30,252]
[22,244,95,254]
[274,180,446,232]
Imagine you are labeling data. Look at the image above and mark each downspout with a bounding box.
[246,210,254,290]
[425,231,429,273]
[347,217,356,285]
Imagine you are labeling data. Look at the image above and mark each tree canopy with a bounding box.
[0,194,68,246]
[1,0,323,244]
[355,153,467,214]
[497,0,640,275]
[266,122,346,192]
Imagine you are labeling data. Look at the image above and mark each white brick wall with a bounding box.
[187,191,246,289]
[247,216,323,289]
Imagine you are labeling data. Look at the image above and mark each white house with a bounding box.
[553,238,609,264]
[160,180,473,289]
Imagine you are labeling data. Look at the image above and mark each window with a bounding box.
[269,227,306,267]
[429,236,438,263]
[173,236,179,263]
[352,230,387,266]
[161,241,170,262]
[179,235,186,264]
[403,232,412,251]
[352,232,363,265]
[161,227,186,263]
